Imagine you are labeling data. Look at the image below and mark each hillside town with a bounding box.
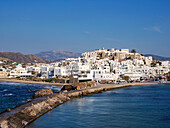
[0,48,169,83]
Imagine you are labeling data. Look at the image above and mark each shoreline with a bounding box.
[0,78,70,86]
[0,82,169,128]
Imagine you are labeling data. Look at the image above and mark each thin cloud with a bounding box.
[104,37,120,42]
[144,26,162,33]
[84,31,91,34]
[153,26,162,33]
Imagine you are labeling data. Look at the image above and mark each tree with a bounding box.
[151,62,156,67]
[143,60,146,65]
[131,49,136,53]
[123,76,130,82]
[151,59,156,67]
[131,49,136,59]
[155,59,162,66]
[112,56,115,60]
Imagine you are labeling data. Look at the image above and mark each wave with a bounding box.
[43,86,61,90]
[4,93,13,96]
[0,89,8,92]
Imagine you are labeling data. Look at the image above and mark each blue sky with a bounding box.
[0,0,170,56]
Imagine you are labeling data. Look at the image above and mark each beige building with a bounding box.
[0,71,8,78]
[120,49,129,53]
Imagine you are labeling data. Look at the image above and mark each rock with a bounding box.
[103,88,107,91]
[61,85,74,91]
[87,81,96,85]
[32,89,53,99]
[76,86,81,90]
[6,108,11,112]
[22,120,28,125]
[24,99,31,103]
[72,82,87,90]
[58,91,62,94]
[82,92,87,96]
[28,89,34,92]
[62,90,68,93]
[101,80,107,84]
[53,89,59,93]
[0,120,8,128]
[61,81,96,91]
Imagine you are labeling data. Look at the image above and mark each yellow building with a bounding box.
[0,71,8,78]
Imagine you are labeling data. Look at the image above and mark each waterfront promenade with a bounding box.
[0,78,70,86]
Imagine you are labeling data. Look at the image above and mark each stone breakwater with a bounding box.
[0,82,159,128]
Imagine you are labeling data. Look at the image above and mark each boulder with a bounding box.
[87,81,96,85]
[28,89,34,92]
[61,85,74,91]
[73,83,87,90]
[61,81,97,91]
[62,90,68,93]
[32,89,53,99]
[101,80,107,84]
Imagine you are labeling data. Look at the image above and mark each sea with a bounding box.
[0,82,170,128]
[27,84,170,128]
[0,82,61,112]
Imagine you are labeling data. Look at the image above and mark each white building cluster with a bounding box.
[37,48,170,82]
[1,48,169,82]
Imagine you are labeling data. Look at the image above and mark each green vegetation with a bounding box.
[58,63,62,67]
[164,71,170,79]
[150,59,162,67]
[112,56,115,60]
[144,60,146,65]
[131,49,136,53]
[122,75,130,82]
[156,61,162,66]
[87,82,92,87]
[42,78,53,82]
[150,62,156,67]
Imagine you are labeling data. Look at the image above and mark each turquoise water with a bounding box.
[0,82,61,112]
[27,84,170,128]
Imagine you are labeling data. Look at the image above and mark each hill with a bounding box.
[35,49,81,61]
[0,52,48,63]
[144,54,170,61]
[0,56,12,62]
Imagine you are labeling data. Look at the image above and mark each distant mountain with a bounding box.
[144,54,170,61]
[0,52,48,64]
[35,49,81,61]
[0,56,12,62]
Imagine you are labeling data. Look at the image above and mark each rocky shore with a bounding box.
[0,82,163,128]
